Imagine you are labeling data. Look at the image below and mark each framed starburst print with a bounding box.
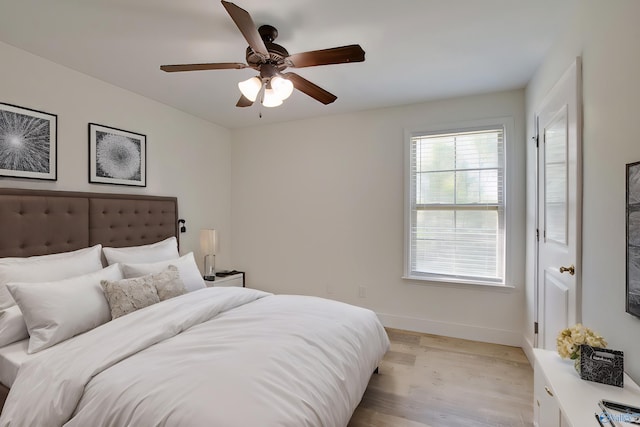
[89,123,146,187]
[0,102,57,181]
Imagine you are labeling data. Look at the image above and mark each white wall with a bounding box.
[525,0,640,382]
[231,90,526,346]
[0,42,233,266]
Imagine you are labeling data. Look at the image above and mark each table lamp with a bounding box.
[200,229,217,281]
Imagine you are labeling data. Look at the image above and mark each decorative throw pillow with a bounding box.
[153,265,187,301]
[101,275,161,319]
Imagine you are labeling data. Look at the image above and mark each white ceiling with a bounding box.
[0,0,576,129]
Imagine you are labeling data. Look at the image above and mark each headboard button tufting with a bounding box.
[0,189,177,258]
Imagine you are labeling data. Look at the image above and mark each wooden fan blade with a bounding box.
[286,45,365,68]
[236,94,254,107]
[160,63,247,72]
[221,1,269,58]
[283,72,337,105]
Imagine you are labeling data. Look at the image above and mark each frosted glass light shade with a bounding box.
[238,77,262,102]
[271,76,294,100]
[203,254,215,280]
[263,87,283,107]
[200,229,217,255]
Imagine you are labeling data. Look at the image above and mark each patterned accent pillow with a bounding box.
[153,265,188,301]
[101,266,188,319]
[101,275,161,319]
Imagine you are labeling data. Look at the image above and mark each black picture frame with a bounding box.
[0,102,57,181]
[88,123,146,187]
[626,160,640,318]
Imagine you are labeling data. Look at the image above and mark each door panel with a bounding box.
[544,106,568,245]
[535,57,582,350]
[542,271,569,350]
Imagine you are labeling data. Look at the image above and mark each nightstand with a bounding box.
[204,272,245,287]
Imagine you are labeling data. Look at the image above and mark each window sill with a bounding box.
[402,275,516,292]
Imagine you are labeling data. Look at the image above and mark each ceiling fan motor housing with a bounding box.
[246,25,289,70]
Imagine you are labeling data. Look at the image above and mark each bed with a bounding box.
[0,188,389,427]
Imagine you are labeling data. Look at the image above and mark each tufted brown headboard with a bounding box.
[0,188,178,258]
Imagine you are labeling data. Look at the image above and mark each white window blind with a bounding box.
[408,127,505,283]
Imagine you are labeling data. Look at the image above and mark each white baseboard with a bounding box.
[376,312,522,347]
[521,335,535,368]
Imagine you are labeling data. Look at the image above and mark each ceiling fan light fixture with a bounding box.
[161,2,366,109]
[238,76,262,102]
[271,76,294,100]
[263,86,283,107]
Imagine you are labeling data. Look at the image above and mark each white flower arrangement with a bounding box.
[556,323,607,360]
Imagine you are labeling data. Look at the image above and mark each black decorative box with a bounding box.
[579,345,624,387]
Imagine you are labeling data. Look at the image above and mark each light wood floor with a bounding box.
[348,329,534,427]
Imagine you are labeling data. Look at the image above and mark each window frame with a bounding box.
[403,117,516,288]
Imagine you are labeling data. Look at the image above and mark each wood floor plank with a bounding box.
[382,350,417,366]
[348,329,533,427]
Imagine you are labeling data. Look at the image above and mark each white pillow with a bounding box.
[102,237,179,265]
[122,252,205,292]
[7,264,123,354]
[0,245,104,310]
[0,305,29,347]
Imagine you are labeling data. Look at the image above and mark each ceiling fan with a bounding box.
[160,0,365,108]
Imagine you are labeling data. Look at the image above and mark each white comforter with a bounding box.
[0,287,389,427]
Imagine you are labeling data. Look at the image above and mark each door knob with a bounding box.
[559,264,575,276]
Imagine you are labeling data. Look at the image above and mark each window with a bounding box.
[405,124,507,285]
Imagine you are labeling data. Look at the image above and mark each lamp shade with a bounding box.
[200,229,217,255]
[263,86,283,107]
[238,77,262,102]
[271,76,294,100]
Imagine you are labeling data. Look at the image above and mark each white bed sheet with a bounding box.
[0,339,29,388]
[0,287,389,427]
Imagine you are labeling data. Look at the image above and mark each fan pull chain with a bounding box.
[259,86,264,118]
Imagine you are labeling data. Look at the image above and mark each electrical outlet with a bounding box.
[358,285,366,298]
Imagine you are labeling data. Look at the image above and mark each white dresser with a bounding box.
[534,348,640,426]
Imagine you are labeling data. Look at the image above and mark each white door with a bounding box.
[535,58,583,350]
